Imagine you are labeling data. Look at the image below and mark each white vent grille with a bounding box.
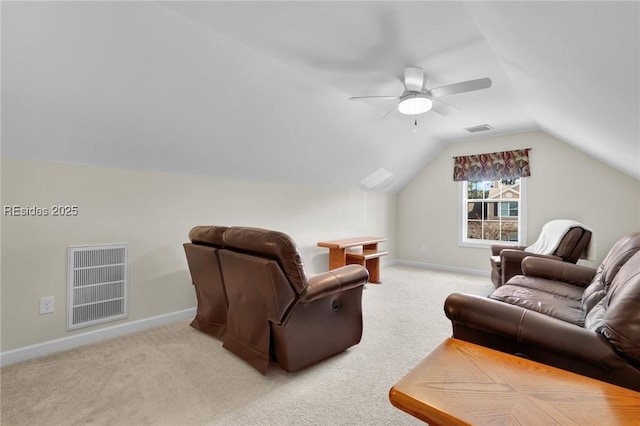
[465,124,494,133]
[68,244,128,330]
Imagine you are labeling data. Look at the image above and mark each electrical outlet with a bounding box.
[421,245,427,253]
[40,296,55,314]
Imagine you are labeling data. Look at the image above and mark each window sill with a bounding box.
[458,241,521,250]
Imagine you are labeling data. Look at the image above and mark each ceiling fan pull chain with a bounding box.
[413,117,418,134]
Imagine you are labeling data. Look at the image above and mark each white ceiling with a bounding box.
[2,1,639,191]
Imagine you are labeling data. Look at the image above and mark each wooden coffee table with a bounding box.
[389,338,640,425]
[317,236,387,283]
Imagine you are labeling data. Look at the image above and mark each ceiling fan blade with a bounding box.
[349,96,400,101]
[403,66,425,92]
[380,104,398,120]
[427,77,492,97]
[430,99,458,116]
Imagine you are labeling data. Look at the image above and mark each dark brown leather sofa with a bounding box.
[184,226,369,374]
[490,225,592,288]
[446,232,640,391]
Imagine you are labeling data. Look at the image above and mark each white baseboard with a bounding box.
[0,307,196,367]
[380,258,398,267]
[394,259,490,277]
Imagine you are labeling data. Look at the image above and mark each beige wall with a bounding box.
[1,158,396,351]
[397,130,640,273]
[4,131,639,352]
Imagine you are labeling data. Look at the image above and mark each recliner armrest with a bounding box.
[499,250,562,285]
[301,265,368,303]
[444,293,626,370]
[491,244,526,256]
[501,249,561,264]
[521,257,596,287]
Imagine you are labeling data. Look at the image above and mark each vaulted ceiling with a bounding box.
[3,1,639,191]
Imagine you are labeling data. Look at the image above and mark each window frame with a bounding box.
[457,178,527,249]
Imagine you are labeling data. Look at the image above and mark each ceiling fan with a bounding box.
[349,66,492,118]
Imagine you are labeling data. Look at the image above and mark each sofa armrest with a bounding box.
[444,293,627,370]
[301,265,368,303]
[521,257,596,287]
[491,244,526,256]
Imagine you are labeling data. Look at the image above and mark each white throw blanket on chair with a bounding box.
[525,219,595,260]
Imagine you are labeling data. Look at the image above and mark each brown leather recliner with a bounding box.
[446,232,640,391]
[183,226,229,339]
[490,223,592,288]
[185,226,369,374]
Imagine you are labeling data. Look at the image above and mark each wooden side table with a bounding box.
[317,237,387,283]
[390,338,640,425]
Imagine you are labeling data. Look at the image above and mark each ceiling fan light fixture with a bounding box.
[398,93,432,115]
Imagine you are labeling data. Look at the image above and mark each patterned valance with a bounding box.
[453,148,531,181]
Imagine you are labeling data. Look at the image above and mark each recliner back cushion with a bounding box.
[582,232,640,314]
[189,225,228,247]
[598,251,640,363]
[223,227,308,294]
[599,232,640,289]
[554,227,582,259]
[219,250,297,325]
[582,272,606,314]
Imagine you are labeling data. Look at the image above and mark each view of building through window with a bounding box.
[465,178,520,242]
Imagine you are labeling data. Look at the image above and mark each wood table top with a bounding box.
[317,236,386,249]
[389,338,640,426]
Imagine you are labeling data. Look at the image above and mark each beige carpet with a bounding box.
[1,265,493,425]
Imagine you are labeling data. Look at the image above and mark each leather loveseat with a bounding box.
[184,226,369,374]
[445,232,640,391]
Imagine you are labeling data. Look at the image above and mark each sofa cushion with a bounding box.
[581,271,606,313]
[581,232,640,314]
[584,298,606,334]
[490,283,585,326]
[505,275,585,300]
[600,251,640,363]
[599,232,640,290]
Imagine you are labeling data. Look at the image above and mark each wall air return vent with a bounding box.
[67,244,128,330]
[465,124,494,133]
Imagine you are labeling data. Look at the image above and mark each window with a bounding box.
[453,148,530,247]
[460,178,526,246]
